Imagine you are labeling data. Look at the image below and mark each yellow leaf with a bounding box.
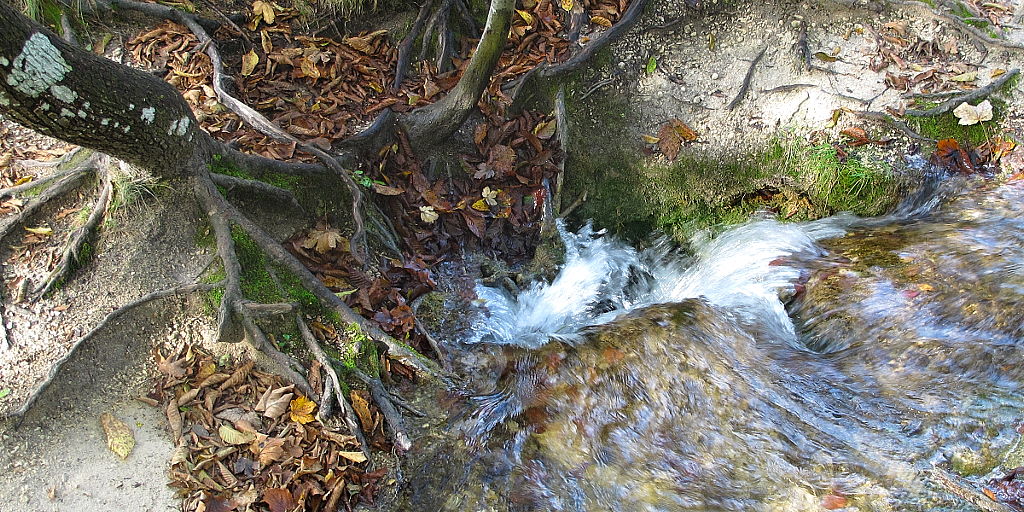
[289,395,316,424]
[219,424,256,445]
[532,119,556,139]
[339,451,367,463]
[368,82,384,93]
[641,134,660,144]
[25,226,52,235]
[560,0,573,11]
[240,50,259,77]
[261,1,275,24]
[100,412,135,460]
[516,9,534,25]
[299,57,320,81]
[950,71,977,82]
[992,68,1007,78]
[13,176,33,186]
[302,227,346,254]
[260,30,273,54]
[472,199,490,211]
[590,16,612,27]
[917,283,934,292]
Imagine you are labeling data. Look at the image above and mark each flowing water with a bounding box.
[408,176,1024,511]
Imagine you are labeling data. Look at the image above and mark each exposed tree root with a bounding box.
[0,167,93,241]
[351,368,412,452]
[899,0,1024,51]
[195,179,245,344]
[109,0,371,264]
[237,306,316,398]
[393,0,436,90]
[857,110,933,141]
[903,68,1019,117]
[729,46,769,110]
[34,170,113,298]
[297,314,371,458]
[11,281,223,421]
[210,173,304,214]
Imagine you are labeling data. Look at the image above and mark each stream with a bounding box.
[408,175,1024,511]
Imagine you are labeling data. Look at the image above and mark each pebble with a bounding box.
[711,73,719,80]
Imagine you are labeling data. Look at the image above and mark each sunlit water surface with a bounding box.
[409,177,1024,511]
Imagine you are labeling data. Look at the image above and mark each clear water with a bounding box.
[410,177,1024,511]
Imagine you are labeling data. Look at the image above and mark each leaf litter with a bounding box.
[149,344,385,512]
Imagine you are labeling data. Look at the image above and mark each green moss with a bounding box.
[909,95,1008,147]
[566,132,900,244]
[209,153,302,191]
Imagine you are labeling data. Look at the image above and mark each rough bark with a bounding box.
[0,3,207,177]
[400,0,515,148]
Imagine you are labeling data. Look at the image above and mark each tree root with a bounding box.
[297,314,371,458]
[903,68,1019,117]
[11,281,223,421]
[0,167,93,241]
[857,110,933,141]
[195,170,450,383]
[728,46,768,110]
[34,170,113,298]
[899,0,1024,51]
[109,0,371,265]
[211,173,304,214]
[394,0,436,90]
[351,368,412,452]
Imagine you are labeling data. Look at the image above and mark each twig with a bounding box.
[904,69,1019,117]
[297,314,370,458]
[10,281,223,421]
[559,190,587,219]
[35,171,113,297]
[578,77,614,102]
[728,46,768,110]
[238,310,315,398]
[929,468,1014,512]
[901,0,1024,51]
[553,85,568,216]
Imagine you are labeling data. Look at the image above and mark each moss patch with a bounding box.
[564,132,902,244]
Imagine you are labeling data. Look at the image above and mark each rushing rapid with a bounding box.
[408,177,1024,512]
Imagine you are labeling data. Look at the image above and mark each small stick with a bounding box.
[930,468,1014,512]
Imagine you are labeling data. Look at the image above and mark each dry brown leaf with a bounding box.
[350,390,373,431]
[253,436,287,466]
[533,119,557,139]
[344,30,388,53]
[339,450,368,463]
[219,424,256,445]
[302,227,346,254]
[591,16,612,27]
[262,488,297,512]
[256,385,295,419]
[240,50,259,77]
[218,360,254,391]
[166,400,183,444]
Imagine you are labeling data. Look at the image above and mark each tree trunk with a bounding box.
[0,3,206,177]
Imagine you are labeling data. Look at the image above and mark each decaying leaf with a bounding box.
[220,424,257,445]
[339,450,368,463]
[591,16,612,27]
[657,119,698,161]
[100,412,135,460]
[953,100,993,126]
[419,205,438,223]
[289,395,316,424]
[240,50,259,77]
[344,30,388,53]
[533,119,557,139]
[262,488,297,512]
[950,71,978,82]
[350,390,374,431]
[256,385,294,419]
[302,227,346,254]
[24,226,53,236]
[559,0,573,11]
[516,9,535,26]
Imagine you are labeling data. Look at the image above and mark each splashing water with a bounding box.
[408,178,1024,512]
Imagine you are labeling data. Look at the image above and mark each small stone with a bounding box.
[711,73,719,80]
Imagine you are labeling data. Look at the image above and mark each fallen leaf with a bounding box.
[289,395,316,424]
[953,100,993,126]
[591,16,612,27]
[100,412,135,459]
[256,385,294,419]
[24,226,52,235]
[350,390,373,431]
[302,227,346,254]
[339,450,368,463]
[645,55,657,74]
[219,424,256,445]
[533,119,557,139]
[641,134,660,144]
[419,205,438,223]
[822,494,848,509]
[813,51,838,62]
[240,50,259,77]
[372,183,403,195]
[950,71,978,82]
[262,488,296,512]
[252,436,286,466]
[560,0,572,11]
[516,9,534,26]
[423,79,440,100]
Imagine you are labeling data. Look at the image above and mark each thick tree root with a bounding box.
[109,0,371,264]
[34,171,113,298]
[211,173,304,214]
[899,0,1024,52]
[351,368,412,452]
[394,0,436,90]
[0,167,93,241]
[903,68,1019,117]
[297,315,371,458]
[195,171,450,383]
[11,281,223,421]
